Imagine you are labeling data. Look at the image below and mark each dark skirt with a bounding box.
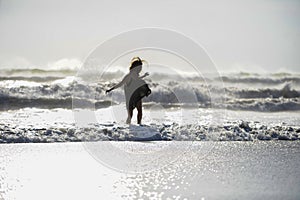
[127,83,151,110]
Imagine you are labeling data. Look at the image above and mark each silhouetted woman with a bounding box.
[106,57,151,124]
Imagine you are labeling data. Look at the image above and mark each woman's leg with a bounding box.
[126,107,133,124]
[136,100,142,124]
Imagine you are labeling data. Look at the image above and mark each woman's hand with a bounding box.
[140,72,149,79]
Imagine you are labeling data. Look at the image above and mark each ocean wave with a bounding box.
[2,69,300,84]
[220,76,300,85]
[229,82,300,99]
[224,98,300,112]
[0,95,114,111]
[0,68,76,76]
[0,73,300,111]
[0,76,64,82]
[0,76,299,111]
[0,121,299,143]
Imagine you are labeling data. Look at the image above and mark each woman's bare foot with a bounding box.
[126,117,131,124]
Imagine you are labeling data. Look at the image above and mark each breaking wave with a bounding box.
[0,120,299,143]
[0,75,299,111]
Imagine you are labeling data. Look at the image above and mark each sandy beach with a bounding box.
[0,141,299,200]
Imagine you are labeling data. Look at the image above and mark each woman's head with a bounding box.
[130,57,143,73]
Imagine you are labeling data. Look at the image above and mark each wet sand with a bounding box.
[0,141,299,200]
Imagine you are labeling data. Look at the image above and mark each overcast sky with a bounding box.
[0,0,299,73]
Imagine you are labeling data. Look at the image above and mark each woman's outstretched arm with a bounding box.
[139,72,149,79]
[106,74,129,94]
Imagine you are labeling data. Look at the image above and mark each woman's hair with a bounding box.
[130,57,143,71]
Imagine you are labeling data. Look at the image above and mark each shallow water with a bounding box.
[0,141,299,199]
[0,108,299,143]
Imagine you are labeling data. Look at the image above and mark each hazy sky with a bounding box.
[0,0,299,73]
